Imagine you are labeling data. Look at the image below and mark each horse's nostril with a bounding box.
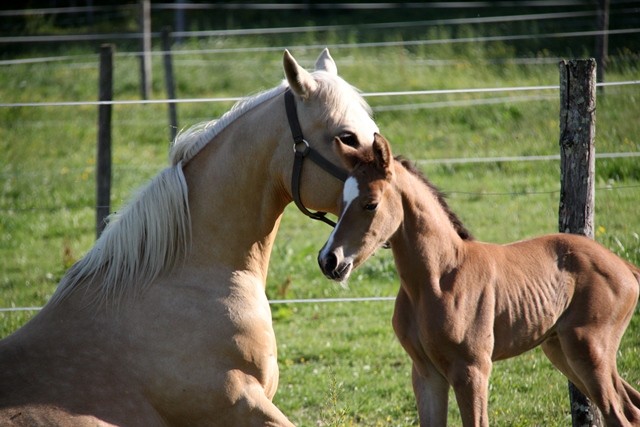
[323,252,338,273]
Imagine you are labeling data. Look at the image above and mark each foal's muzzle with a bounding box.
[318,251,353,282]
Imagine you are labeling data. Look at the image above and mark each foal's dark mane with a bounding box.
[395,156,474,241]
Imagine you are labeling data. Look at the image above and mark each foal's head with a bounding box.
[318,134,402,282]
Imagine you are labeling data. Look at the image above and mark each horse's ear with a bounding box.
[283,49,318,100]
[334,137,360,169]
[314,48,338,75]
[372,133,393,173]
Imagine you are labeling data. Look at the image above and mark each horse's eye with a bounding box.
[339,132,358,148]
[364,202,378,212]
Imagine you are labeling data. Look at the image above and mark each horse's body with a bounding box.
[0,49,379,426]
[318,134,640,427]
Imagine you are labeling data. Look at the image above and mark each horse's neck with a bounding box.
[181,96,289,283]
[391,168,464,294]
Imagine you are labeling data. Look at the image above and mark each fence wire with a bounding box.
[1,9,638,315]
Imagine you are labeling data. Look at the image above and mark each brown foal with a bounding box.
[318,134,640,427]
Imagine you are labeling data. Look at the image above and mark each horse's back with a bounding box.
[513,233,639,301]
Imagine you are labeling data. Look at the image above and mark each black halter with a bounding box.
[284,89,348,227]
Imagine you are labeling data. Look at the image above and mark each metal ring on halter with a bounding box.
[293,139,310,155]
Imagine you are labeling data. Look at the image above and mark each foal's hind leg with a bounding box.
[540,335,588,394]
[550,322,640,426]
[559,334,640,426]
[621,378,640,409]
[546,262,640,426]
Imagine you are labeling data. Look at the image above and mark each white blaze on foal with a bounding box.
[342,176,360,212]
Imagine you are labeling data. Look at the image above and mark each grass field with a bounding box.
[1,33,639,426]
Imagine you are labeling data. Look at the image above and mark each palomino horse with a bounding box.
[318,134,640,427]
[0,49,379,426]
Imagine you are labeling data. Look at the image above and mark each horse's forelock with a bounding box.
[312,72,372,122]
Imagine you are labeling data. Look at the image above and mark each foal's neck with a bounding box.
[391,166,465,291]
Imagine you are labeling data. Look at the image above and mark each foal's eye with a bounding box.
[339,132,358,148]
[364,202,378,212]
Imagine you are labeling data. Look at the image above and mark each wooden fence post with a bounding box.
[139,0,152,100]
[558,59,603,427]
[96,44,114,238]
[174,0,186,44]
[162,27,178,143]
[595,0,610,89]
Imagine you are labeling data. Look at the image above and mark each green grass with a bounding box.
[1,35,639,426]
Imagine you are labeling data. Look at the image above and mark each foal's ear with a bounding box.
[283,50,318,100]
[372,133,393,173]
[334,136,361,169]
[314,48,338,75]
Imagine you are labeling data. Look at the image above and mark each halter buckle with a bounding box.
[293,139,310,155]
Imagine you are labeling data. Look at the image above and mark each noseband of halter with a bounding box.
[284,89,348,227]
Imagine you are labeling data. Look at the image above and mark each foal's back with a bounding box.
[467,232,638,360]
[496,232,640,298]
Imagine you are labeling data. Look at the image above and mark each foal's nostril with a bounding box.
[322,252,338,274]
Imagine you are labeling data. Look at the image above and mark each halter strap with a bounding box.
[284,89,347,227]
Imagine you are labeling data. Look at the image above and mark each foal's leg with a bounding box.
[620,378,640,408]
[560,335,640,426]
[553,317,640,425]
[540,334,588,392]
[448,360,492,427]
[412,363,450,427]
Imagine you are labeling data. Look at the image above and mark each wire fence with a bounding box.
[2,26,639,65]
[0,296,399,313]
[4,16,630,46]
[0,1,618,17]
[0,9,625,43]
[0,80,638,108]
[2,4,639,315]
[1,2,638,64]
[0,79,638,213]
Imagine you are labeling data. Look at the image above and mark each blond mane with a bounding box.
[49,84,290,307]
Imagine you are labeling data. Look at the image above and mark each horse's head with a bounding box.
[281,49,379,217]
[318,134,402,282]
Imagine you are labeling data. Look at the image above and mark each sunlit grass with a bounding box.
[1,35,638,425]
